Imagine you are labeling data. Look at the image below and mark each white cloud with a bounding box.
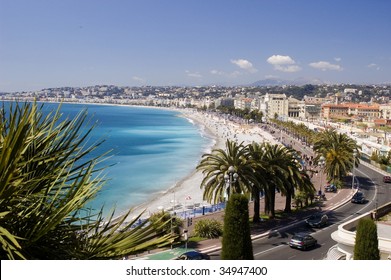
[230,59,258,73]
[309,61,343,71]
[210,69,223,75]
[274,65,302,73]
[185,70,202,78]
[334,57,342,62]
[368,63,380,70]
[266,55,301,72]
[211,69,242,78]
[267,55,296,65]
[132,76,145,83]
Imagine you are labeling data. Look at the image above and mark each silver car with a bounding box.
[289,233,317,250]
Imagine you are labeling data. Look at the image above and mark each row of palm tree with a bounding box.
[197,117,361,223]
[270,118,361,187]
[312,129,360,187]
[196,140,315,222]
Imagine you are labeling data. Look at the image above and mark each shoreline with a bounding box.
[4,100,278,221]
[127,109,218,219]
[127,108,279,220]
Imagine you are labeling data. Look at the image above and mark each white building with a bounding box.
[327,200,391,260]
[264,93,289,120]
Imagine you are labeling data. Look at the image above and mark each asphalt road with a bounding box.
[208,159,390,260]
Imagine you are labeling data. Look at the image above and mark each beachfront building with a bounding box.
[349,103,380,121]
[287,96,301,118]
[322,103,349,120]
[215,97,235,108]
[234,97,253,110]
[327,201,391,260]
[379,104,391,120]
[302,104,322,121]
[264,93,289,120]
[322,103,380,121]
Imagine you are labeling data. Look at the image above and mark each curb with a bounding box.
[200,189,355,255]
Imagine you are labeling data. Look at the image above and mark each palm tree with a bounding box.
[313,129,360,185]
[0,102,174,259]
[245,142,267,223]
[196,140,257,203]
[281,153,315,213]
[249,143,292,218]
[261,144,289,218]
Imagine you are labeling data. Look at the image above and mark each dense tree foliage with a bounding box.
[193,219,223,239]
[196,140,257,203]
[197,139,315,221]
[313,129,360,185]
[221,194,253,260]
[354,218,380,260]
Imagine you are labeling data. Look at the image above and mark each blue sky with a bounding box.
[1,0,390,92]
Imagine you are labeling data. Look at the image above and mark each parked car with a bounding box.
[289,233,317,250]
[324,184,337,192]
[305,213,328,228]
[176,251,210,260]
[351,191,365,204]
[383,176,391,183]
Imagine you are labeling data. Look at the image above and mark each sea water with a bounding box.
[4,102,212,217]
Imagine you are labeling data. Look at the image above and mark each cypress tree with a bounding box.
[221,194,254,260]
[353,218,380,260]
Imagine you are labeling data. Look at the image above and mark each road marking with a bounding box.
[200,245,218,251]
[254,244,286,256]
[355,168,378,212]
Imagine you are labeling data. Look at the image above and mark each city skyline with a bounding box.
[1,0,391,92]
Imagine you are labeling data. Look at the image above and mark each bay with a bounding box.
[5,102,212,217]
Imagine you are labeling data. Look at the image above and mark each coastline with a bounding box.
[4,100,278,221]
[129,108,279,220]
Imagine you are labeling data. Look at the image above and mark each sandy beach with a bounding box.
[129,109,279,220]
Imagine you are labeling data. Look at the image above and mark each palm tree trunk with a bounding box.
[264,190,270,215]
[266,185,276,219]
[252,189,261,223]
[284,187,293,213]
[270,188,276,219]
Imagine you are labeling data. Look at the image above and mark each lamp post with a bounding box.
[318,156,326,195]
[224,165,238,200]
[352,151,357,189]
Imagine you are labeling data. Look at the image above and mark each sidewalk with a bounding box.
[130,127,356,260]
[191,187,354,254]
[131,186,354,259]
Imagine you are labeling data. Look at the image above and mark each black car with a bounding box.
[383,176,391,183]
[176,251,210,260]
[324,184,337,192]
[351,191,365,204]
[289,233,317,250]
[305,213,328,228]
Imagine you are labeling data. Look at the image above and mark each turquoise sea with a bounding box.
[7,102,212,217]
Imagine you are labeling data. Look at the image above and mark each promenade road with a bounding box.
[131,186,354,260]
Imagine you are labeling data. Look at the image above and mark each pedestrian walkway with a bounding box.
[129,187,354,259]
[194,187,354,254]
[128,126,357,260]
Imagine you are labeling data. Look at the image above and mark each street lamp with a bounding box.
[352,151,357,189]
[318,156,326,195]
[224,165,238,199]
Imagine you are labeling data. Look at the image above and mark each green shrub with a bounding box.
[221,194,253,260]
[194,219,223,239]
[353,218,380,260]
[149,212,183,236]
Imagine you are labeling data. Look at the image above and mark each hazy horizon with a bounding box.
[1,0,390,92]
